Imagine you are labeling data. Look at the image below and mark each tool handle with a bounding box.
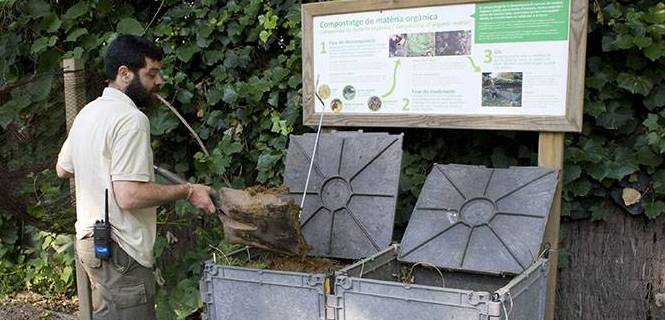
[154,165,189,185]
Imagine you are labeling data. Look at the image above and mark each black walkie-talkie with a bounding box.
[94,189,111,260]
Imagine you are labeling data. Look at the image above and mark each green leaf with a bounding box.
[645,3,665,24]
[613,33,634,49]
[633,36,652,49]
[37,48,61,73]
[647,24,665,37]
[644,113,661,131]
[564,165,582,184]
[0,101,21,129]
[256,153,280,183]
[585,101,606,117]
[41,13,61,33]
[206,87,223,105]
[590,204,609,221]
[27,0,50,18]
[29,75,54,102]
[644,42,665,61]
[172,278,201,318]
[196,24,213,42]
[31,36,54,53]
[176,89,194,104]
[62,2,89,21]
[222,86,237,104]
[586,72,610,90]
[567,179,591,197]
[644,84,665,110]
[595,101,633,129]
[117,18,144,36]
[616,72,653,95]
[287,75,301,89]
[60,266,73,283]
[225,142,242,155]
[71,47,84,59]
[149,110,179,136]
[605,161,639,180]
[65,28,88,42]
[644,201,665,219]
[203,50,224,65]
[176,44,199,62]
[652,170,665,195]
[259,30,270,43]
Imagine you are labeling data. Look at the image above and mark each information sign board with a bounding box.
[302,0,587,131]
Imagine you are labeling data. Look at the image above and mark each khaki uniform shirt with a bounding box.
[57,87,156,268]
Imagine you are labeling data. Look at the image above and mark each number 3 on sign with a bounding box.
[484,49,493,64]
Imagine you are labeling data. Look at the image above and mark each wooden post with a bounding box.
[62,58,92,320]
[63,59,86,132]
[538,132,565,320]
[62,58,86,196]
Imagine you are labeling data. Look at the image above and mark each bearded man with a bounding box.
[56,35,215,319]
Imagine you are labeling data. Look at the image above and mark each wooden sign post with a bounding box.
[302,0,588,319]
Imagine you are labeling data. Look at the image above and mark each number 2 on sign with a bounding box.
[484,49,493,63]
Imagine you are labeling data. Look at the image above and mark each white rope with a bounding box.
[299,75,326,217]
[208,244,231,265]
[406,261,446,288]
[502,291,514,320]
[358,259,365,279]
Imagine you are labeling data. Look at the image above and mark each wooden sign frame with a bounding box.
[302,0,587,132]
[301,1,589,319]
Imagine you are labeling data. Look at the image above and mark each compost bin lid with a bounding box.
[399,164,558,275]
[284,131,403,259]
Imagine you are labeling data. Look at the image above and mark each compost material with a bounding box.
[218,186,310,256]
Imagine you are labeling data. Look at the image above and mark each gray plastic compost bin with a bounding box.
[331,164,559,320]
[200,131,403,320]
[199,249,326,320]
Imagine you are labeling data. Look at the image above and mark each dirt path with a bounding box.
[0,292,77,320]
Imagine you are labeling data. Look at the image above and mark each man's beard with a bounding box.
[125,77,154,109]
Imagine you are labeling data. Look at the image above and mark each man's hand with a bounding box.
[188,184,216,214]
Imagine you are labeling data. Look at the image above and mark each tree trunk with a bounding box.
[556,213,665,319]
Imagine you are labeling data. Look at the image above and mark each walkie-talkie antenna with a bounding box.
[105,189,109,223]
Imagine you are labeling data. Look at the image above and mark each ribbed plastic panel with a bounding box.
[199,261,325,320]
[400,164,558,275]
[284,132,403,259]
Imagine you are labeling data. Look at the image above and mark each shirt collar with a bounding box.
[102,87,138,110]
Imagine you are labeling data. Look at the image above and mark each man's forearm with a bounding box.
[113,180,189,210]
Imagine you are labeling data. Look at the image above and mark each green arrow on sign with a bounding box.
[382,59,401,98]
[467,57,481,72]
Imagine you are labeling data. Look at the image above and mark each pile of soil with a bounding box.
[263,253,344,274]
[228,250,346,274]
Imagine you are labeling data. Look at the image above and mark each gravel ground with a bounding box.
[0,300,76,320]
[0,292,77,320]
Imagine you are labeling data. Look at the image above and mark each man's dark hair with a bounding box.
[104,35,163,80]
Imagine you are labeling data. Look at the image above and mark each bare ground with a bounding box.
[0,292,77,320]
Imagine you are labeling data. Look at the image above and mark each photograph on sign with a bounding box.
[302,0,587,131]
